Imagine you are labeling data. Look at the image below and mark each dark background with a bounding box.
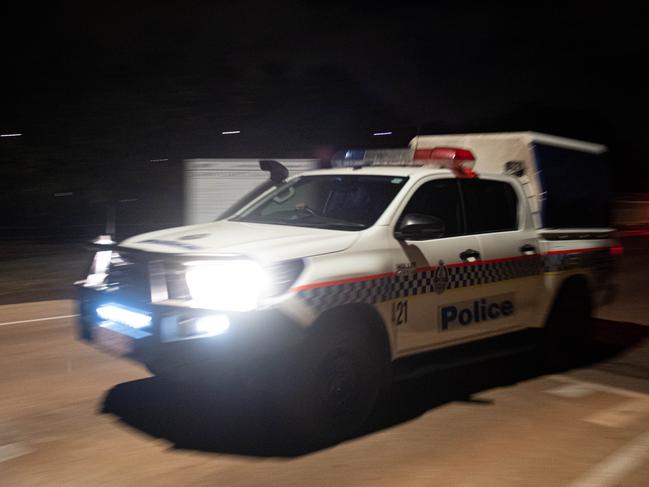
[1,1,647,240]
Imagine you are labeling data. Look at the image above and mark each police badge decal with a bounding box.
[432,260,450,295]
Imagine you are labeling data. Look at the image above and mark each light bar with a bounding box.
[331,148,415,167]
[414,147,477,177]
[331,146,478,177]
[414,147,475,162]
[97,304,152,329]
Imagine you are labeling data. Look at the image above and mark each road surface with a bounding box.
[1,238,648,486]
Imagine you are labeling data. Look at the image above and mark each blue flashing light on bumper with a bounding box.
[96,304,152,329]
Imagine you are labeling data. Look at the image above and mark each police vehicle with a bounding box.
[76,132,621,442]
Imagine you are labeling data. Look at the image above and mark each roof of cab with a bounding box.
[299,165,455,178]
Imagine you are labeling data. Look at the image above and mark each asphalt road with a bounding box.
[0,241,89,305]
[1,238,648,486]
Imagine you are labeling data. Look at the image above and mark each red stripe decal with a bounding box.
[289,246,613,293]
[290,272,395,292]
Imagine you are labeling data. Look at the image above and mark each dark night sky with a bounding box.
[1,2,648,234]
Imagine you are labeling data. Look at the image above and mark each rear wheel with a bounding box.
[539,280,592,371]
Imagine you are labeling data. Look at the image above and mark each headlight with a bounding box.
[184,259,269,312]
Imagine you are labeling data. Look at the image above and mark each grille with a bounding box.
[105,251,191,303]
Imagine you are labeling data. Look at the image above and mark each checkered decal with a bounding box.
[296,255,543,312]
[440,256,542,293]
[298,275,393,310]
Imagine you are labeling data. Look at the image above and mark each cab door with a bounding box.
[458,176,543,332]
[392,177,485,355]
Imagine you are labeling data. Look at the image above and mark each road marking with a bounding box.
[568,428,649,487]
[547,376,649,429]
[545,383,597,399]
[549,375,649,400]
[0,314,79,327]
[0,442,32,463]
[585,399,649,429]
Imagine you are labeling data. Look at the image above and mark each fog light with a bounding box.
[195,315,230,336]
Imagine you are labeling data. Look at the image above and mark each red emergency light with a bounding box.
[414,147,477,177]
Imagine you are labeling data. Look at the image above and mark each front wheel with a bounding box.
[273,320,385,445]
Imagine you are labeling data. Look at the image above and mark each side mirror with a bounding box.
[395,214,446,241]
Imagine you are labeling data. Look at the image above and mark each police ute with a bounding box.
[76,132,621,442]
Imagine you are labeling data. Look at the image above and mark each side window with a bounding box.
[399,179,463,238]
[461,179,519,234]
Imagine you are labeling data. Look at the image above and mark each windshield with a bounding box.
[232,175,408,230]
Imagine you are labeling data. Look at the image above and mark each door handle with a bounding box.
[459,248,481,262]
[520,244,537,255]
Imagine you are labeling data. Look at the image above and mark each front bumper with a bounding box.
[77,286,306,383]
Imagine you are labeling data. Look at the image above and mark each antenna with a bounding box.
[413,122,422,153]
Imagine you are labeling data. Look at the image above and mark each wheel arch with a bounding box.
[312,303,393,389]
[544,273,593,326]
[556,273,592,300]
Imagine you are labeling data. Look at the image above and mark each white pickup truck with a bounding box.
[77,132,620,442]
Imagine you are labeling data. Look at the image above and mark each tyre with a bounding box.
[539,280,592,371]
[272,318,385,445]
